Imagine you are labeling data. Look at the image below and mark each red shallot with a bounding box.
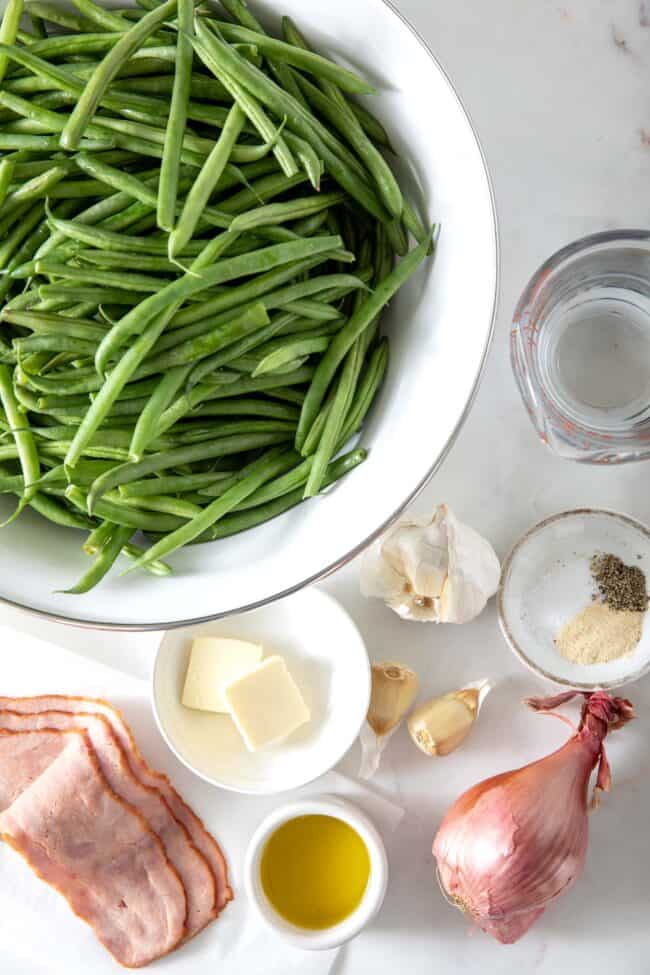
[432,690,634,944]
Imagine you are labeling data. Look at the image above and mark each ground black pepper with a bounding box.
[590,553,648,613]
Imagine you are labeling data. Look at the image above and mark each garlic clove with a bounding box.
[367,661,419,735]
[359,661,419,779]
[408,679,492,757]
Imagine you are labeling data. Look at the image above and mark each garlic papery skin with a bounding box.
[433,691,635,944]
[359,504,500,623]
[359,661,419,779]
[408,679,492,757]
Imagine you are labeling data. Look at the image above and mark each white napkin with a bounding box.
[0,626,403,975]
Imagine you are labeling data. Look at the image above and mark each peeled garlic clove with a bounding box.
[359,661,419,779]
[408,679,492,757]
[368,661,419,735]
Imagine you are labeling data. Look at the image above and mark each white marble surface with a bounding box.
[2,0,650,972]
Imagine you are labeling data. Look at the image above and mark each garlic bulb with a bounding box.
[360,505,500,623]
[359,661,418,779]
[408,679,492,757]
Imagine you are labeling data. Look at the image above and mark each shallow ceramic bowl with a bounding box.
[0,0,497,628]
[498,509,650,689]
[152,588,371,794]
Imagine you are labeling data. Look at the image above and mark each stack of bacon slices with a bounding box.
[0,695,232,968]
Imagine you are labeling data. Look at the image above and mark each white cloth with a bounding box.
[0,626,403,974]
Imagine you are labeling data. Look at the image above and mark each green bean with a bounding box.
[27,32,158,58]
[4,310,107,342]
[95,234,341,372]
[28,490,93,529]
[183,309,297,388]
[0,0,24,84]
[33,260,170,293]
[86,430,292,509]
[157,0,193,230]
[1,165,68,220]
[64,302,178,471]
[107,490,202,519]
[339,336,388,442]
[229,191,344,234]
[25,1,95,33]
[0,202,44,268]
[139,301,269,378]
[170,102,245,257]
[348,101,395,154]
[280,16,401,208]
[76,249,180,272]
[202,446,367,540]
[122,541,172,575]
[61,522,133,594]
[36,287,138,307]
[129,362,190,461]
[214,22,373,95]
[119,470,231,497]
[192,27,299,180]
[124,445,293,569]
[296,228,434,448]
[402,199,429,247]
[0,364,39,512]
[0,44,169,119]
[253,335,329,377]
[219,0,309,109]
[74,151,159,207]
[167,253,348,333]
[66,484,185,531]
[112,70,227,101]
[0,157,15,207]
[304,348,357,497]
[191,23,388,220]
[69,0,130,33]
[83,518,115,554]
[44,211,204,255]
[155,365,313,435]
[61,0,178,150]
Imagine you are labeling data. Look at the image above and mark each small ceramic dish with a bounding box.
[244,796,388,950]
[498,508,650,689]
[152,587,370,794]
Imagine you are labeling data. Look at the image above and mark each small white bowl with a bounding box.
[498,508,650,689]
[244,796,388,950]
[152,587,370,794]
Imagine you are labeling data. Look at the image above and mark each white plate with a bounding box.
[0,0,498,627]
[152,587,371,793]
[498,509,650,689]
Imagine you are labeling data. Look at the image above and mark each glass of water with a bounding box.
[511,230,650,463]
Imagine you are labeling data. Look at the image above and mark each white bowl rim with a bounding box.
[150,588,372,794]
[0,0,499,632]
[243,796,389,950]
[498,506,650,690]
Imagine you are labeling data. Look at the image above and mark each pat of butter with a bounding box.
[182,637,262,713]
[223,655,310,751]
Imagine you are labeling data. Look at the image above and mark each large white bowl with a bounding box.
[0,0,498,628]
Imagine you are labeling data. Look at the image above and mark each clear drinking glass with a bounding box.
[511,230,650,463]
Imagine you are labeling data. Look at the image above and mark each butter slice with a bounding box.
[223,655,310,751]
[182,637,262,713]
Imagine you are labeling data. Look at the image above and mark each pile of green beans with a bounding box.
[0,0,436,592]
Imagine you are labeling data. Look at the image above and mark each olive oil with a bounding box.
[260,814,371,929]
